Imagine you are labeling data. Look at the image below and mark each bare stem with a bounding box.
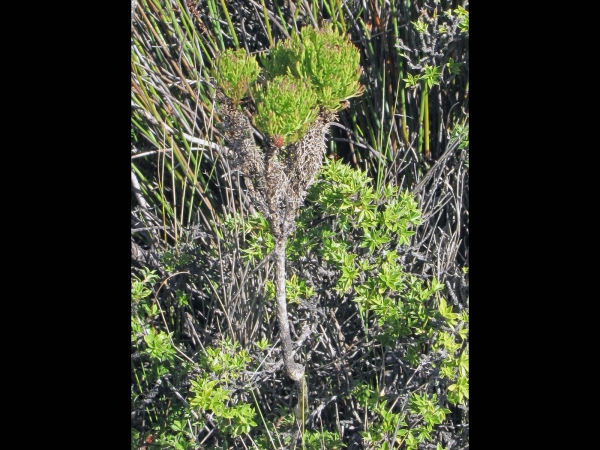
[273,237,304,382]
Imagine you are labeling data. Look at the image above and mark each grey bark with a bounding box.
[273,238,304,381]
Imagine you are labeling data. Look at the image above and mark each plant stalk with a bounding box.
[273,237,304,382]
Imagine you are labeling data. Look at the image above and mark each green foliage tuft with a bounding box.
[453,6,469,33]
[261,23,364,110]
[213,48,260,102]
[189,338,258,438]
[252,74,319,145]
[214,24,364,146]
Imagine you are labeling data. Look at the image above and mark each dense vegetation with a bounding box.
[131,1,469,449]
